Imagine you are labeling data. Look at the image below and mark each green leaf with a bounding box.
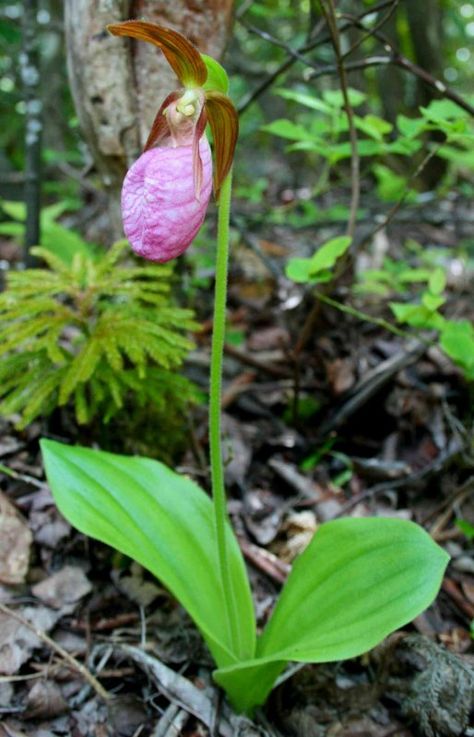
[216,517,448,714]
[286,237,351,285]
[0,223,24,236]
[420,99,468,123]
[285,257,314,283]
[201,54,229,94]
[373,164,417,203]
[428,268,446,295]
[275,88,332,114]
[40,440,256,667]
[456,519,474,541]
[0,200,26,221]
[309,236,352,274]
[262,119,313,142]
[214,658,287,714]
[322,88,366,109]
[356,114,392,141]
[439,320,474,380]
[390,301,444,330]
[258,518,448,663]
[396,114,427,139]
[421,292,445,312]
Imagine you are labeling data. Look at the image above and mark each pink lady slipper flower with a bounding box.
[107,21,238,263]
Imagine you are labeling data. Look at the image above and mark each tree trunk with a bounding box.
[64,0,234,237]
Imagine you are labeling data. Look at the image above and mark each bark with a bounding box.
[404,0,443,107]
[404,0,446,186]
[64,0,234,236]
[22,0,42,265]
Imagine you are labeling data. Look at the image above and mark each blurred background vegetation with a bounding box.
[0,0,473,454]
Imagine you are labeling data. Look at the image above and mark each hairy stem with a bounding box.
[209,170,240,654]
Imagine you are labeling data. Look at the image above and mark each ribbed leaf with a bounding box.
[259,518,448,660]
[216,517,448,714]
[41,440,256,667]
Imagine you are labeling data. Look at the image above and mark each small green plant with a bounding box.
[41,25,449,716]
[389,266,474,381]
[0,241,198,428]
[286,236,474,382]
[286,235,352,283]
[263,91,474,206]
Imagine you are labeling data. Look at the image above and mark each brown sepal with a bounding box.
[107,21,207,87]
[205,91,239,198]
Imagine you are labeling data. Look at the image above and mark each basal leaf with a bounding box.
[216,517,448,715]
[214,657,286,714]
[40,440,256,667]
[258,518,448,663]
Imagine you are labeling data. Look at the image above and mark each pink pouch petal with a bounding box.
[121,136,212,262]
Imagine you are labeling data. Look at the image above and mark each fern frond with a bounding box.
[30,246,73,277]
[59,338,102,404]
[18,371,63,428]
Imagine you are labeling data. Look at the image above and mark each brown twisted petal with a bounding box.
[204,91,239,198]
[143,90,183,152]
[107,21,207,87]
[193,106,208,199]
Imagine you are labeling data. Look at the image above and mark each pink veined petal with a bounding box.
[121,137,213,262]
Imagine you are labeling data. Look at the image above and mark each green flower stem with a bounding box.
[209,169,240,654]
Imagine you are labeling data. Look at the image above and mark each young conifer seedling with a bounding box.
[41,22,449,715]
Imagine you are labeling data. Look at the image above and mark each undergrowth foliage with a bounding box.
[0,241,198,427]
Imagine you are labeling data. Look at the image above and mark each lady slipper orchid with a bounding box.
[107,21,238,263]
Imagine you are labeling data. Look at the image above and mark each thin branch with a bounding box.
[237,1,474,118]
[341,0,400,60]
[237,0,407,114]
[0,602,110,702]
[356,142,445,250]
[319,0,360,239]
[336,12,474,117]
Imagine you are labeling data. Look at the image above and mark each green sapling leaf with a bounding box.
[286,237,351,284]
[309,236,352,274]
[439,320,474,379]
[428,267,446,295]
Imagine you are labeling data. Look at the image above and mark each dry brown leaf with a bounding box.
[0,605,59,675]
[0,491,32,584]
[112,562,163,608]
[24,680,68,720]
[248,326,289,351]
[326,358,356,395]
[32,566,92,610]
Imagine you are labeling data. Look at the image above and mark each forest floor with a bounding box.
[0,192,473,737]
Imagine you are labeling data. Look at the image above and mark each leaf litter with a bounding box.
[0,214,473,736]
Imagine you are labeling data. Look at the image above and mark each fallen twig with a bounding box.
[0,602,110,702]
[109,645,264,737]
